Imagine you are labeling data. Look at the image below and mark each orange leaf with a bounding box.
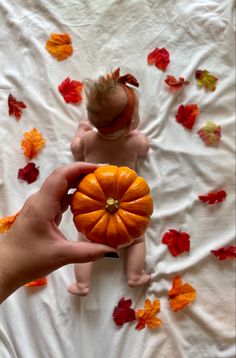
[0,213,19,233]
[45,33,73,61]
[168,276,196,312]
[25,277,47,287]
[135,298,162,330]
[21,128,46,160]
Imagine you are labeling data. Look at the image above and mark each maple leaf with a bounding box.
[168,276,196,312]
[197,120,221,145]
[112,297,136,326]
[25,277,47,287]
[147,47,170,71]
[198,190,227,205]
[195,69,218,92]
[211,246,236,260]
[58,77,83,103]
[0,213,19,233]
[45,33,73,61]
[18,162,39,184]
[175,104,200,130]
[8,94,27,120]
[162,229,190,257]
[135,298,162,330]
[21,128,46,160]
[165,75,189,91]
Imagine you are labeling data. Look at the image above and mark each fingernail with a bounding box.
[104,252,119,258]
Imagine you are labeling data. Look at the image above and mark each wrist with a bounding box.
[0,238,22,303]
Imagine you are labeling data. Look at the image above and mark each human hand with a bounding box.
[78,120,93,132]
[0,162,116,303]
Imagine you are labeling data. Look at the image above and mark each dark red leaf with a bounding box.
[147,47,170,71]
[162,229,190,257]
[58,77,83,103]
[8,94,27,120]
[175,104,200,130]
[198,190,227,205]
[165,75,190,91]
[112,297,136,326]
[211,246,236,260]
[18,162,39,184]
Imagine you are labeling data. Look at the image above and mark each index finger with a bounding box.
[37,162,98,214]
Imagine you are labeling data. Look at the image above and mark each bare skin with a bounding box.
[0,163,117,304]
[68,87,151,296]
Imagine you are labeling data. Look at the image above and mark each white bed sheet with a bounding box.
[0,1,235,357]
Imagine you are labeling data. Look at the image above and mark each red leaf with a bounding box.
[147,47,170,71]
[165,75,190,91]
[8,94,27,120]
[211,246,236,260]
[58,77,83,103]
[18,162,39,184]
[25,277,47,286]
[175,104,200,130]
[112,297,136,326]
[198,190,227,205]
[162,229,190,257]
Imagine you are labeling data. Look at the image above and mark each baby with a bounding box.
[68,68,151,296]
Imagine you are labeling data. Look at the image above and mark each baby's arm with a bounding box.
[70,120,93,160]
[130,130,150,156]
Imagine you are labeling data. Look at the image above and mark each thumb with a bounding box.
[60,241,118,264]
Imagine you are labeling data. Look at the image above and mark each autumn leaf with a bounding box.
[0,213,19,233]
[165,75,189,91]
[198,190,227,205]
[8,94,27,120]
[197,120,221,145]
[211,246,236,260]
[162,229,190,257]
[175,104,200,130]
[25,277,47,287]
[58,77,83,103]
[195,69,218,92]
[168,276,196,312]
[21,128,46,160]
[113,297,136,326]
[135,298,162,330]
[45,33,73,61]
[147,47,170,71]
[18,162,39,184]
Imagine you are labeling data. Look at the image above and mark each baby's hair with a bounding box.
[84,74,125,129]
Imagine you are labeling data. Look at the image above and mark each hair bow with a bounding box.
[109,68,139,88]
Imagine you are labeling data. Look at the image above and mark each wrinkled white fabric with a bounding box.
[0,1,235,357]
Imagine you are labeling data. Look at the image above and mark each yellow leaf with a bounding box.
[21,128,45,159]
[168,276,196,312]
[0,213,19,233]
[135,298,162,330]
[45,33,73,61]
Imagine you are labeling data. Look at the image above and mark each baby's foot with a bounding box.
[127,273,151,288]
[67,282,90,297]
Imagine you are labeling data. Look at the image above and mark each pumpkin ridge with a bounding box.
[78,177,106,202]
[118,209,149,238]
[94,165,119,198]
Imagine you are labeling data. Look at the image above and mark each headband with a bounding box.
[98,68,139,134]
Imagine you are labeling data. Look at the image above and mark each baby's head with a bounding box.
[84,69,140,136]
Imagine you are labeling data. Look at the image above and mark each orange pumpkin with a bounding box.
[71,165,153,248]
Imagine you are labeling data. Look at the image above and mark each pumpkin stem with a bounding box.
[106,197,119,213]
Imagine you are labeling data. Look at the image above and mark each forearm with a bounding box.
[0,239,21,304]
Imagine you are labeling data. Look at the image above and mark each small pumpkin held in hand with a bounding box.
[71,165,153,248]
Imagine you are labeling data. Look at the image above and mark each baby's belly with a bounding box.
[84,154,136,170]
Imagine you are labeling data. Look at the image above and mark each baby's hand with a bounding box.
[79,120,93,132]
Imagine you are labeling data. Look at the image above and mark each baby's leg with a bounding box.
[67,234,93,296]
[125,237,151,287]
[67,262,93,296]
